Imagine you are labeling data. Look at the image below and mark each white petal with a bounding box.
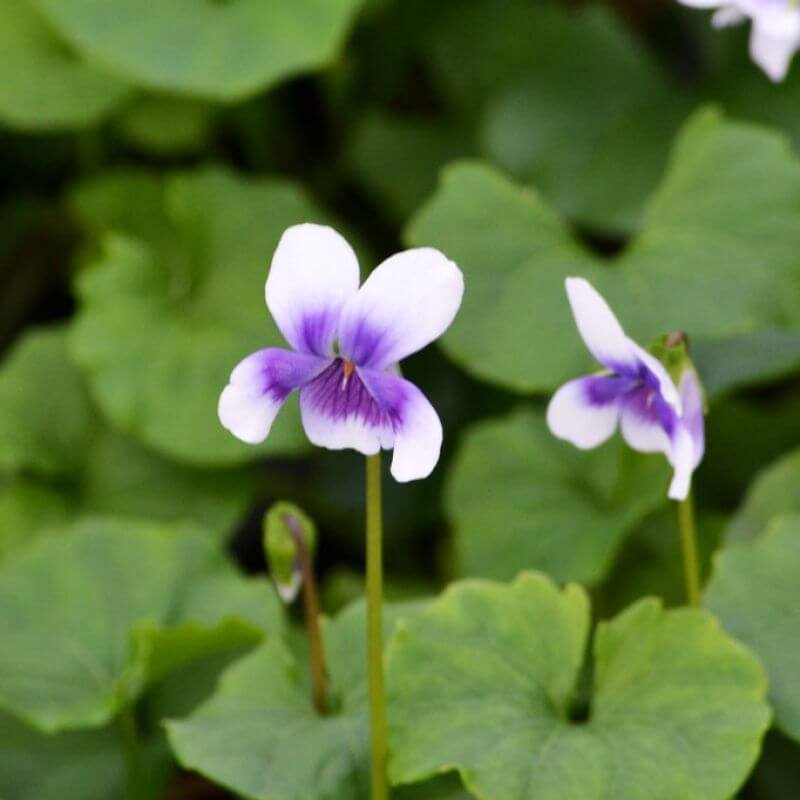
[337,248,464,370]
[749,22,799,81]
[299,361,394,457]
[679,369,706,469]
[668,425,696,501]
[219,348,330,444]
[359,369,443,482]
[678,0,724,6]
[712,6,746,27]
[620,387,673,455]
[266,224,360,356]
[546,376,622,450]
[564,277,639,373]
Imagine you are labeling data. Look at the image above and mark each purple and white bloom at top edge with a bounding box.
[546,278,705,501]
[679,0,800,81]
[218,223,464,482]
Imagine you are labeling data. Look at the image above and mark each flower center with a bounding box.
[342,359,356,387]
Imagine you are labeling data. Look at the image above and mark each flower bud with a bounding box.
[262,501,317,604]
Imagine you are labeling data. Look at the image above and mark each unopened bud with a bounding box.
[263,501,317,604]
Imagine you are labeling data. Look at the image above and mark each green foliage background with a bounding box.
[2,0,800,797]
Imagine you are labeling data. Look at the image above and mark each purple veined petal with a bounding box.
[337,248,463,370]
[619,384,674,455]
[564,277,640,375]
[299,359,395,457]
[546,375,628,449]
[630,342,682,414]
[668,424,696,501]
[218,348,331,444]
[359,368,443,482]
[679,369,705,469]
[266,224,360,357]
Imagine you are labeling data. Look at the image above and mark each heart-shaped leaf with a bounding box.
[0,0,130,130]
[167,600,421,800]
[705,516,800,742]
[0,517,284,732]
[387,572,769,800]
[406,109,800,393]
[32,0,366,101]
[69,167,347,465]
[0,327,252,559]
[446,408,669,585]
[725,448,800,543]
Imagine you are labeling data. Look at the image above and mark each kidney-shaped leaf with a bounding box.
[0,0,129,131]
[69,167,345,465]
[705,517,800,743]
[32,0,365,101]
[387,572,769,800]
[0,517,284,733]
[406,109,800,393]
[168,600,421,800]
[446,408,669,585]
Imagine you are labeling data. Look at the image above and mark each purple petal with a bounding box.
[338,248,463,369]
[546,375,627,449]
[219,348,330,444]
[679,369,705,469]
[266,224,360,357]
[359,369,443,482]
[299,360,395,456]
[619,384,675,455]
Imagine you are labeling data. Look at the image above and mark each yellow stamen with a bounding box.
[343,360,355,380]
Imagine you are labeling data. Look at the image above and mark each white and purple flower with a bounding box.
[547,278,705,501]
[680,0,800,81]
[219,223,464,482]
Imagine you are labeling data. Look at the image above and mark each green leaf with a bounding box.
[69,167,347,465]
[478,4,691,233]
[32,0,366,101]
[406,109,800,393]
[0,325,95,476]
[0,712,126,800]
[348,113,473,222]
[0,0,130,130]
[0,327,252,559]
[705,516,800,742]
[446,408,669,585]
[387,572,769,800]
[167,600,422,800]
[115,94,214,156]
[0,517,283,732]
[725,448,800,543]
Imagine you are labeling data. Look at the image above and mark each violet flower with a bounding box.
[680,0,800,81]
[547,278,705,500]
[219,223,463,482]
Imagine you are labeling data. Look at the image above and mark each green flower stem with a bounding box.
[366,453,388,800]
[285,514,328,714]
[677,493,701,607]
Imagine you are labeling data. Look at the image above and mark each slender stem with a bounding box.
[285,515,328,714]
[677,493,701,607]
[366,453,388,800]
[118,702,141,800]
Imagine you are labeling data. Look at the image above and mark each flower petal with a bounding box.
[668,424,696,501]
[338,248,463,369]
[564,277,639,374]
[546,375,625,449]
[219,348,330,444]
[679,369,705,469]
[620,385,674,455]
[749,21,799,82]
[712,6,746,27]
[359,369,443,482]
[266,224,360,356]
[630,342,682,413]
[299,360,395,456]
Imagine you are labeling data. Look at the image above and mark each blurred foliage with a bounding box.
[3,0,800,795]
